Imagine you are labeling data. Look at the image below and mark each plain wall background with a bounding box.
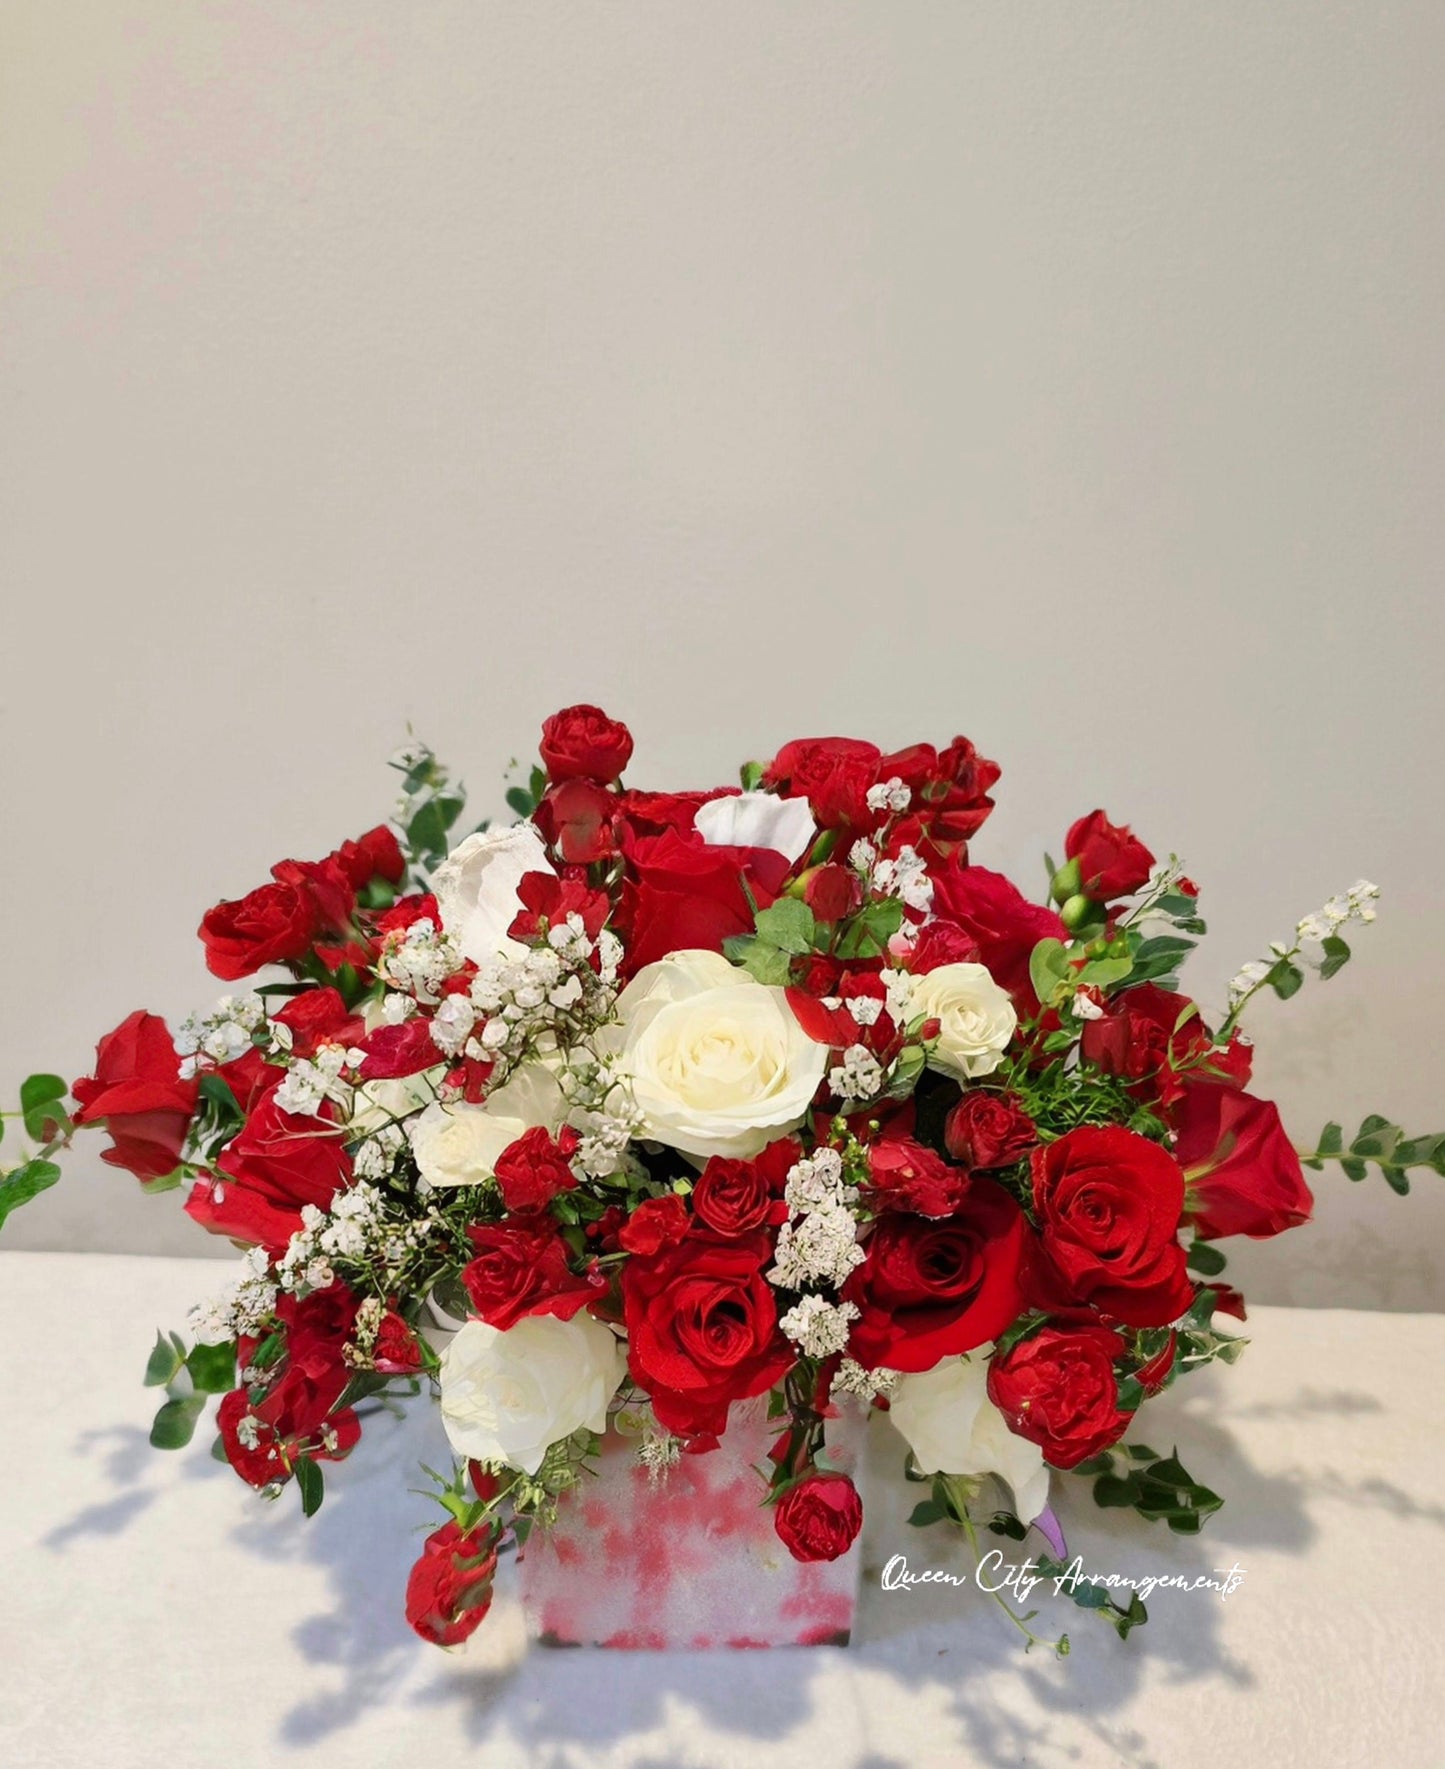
[2,3,1442,1308]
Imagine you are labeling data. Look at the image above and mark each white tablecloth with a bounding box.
[2,1251,1439,1769]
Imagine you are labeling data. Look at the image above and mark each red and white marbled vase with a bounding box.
[517,1394,868,1649]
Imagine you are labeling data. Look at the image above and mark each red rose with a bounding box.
[72,1010,199,1182]
[371,1308,423,1374]
[622,1228,792,1437]
[907,920,982,974]
[1172,1084,1314,1240]
[619,825,790,974]
[929,865,1067,1003]
[405,1519,500,1646]
[330,825,406,889]
[1081,984,1251,1108]
[987,1326,1130,1468]
[884,736,1002,860]
[185,1092,352,1252]
[199,879,320,980]
[763,736,883,829]
[492,1126,579,1214]
[1064,811,1154,902]
[539,704,634,783]
[841,1178,1029,1372]
[943,1092,1036,1169]
[691,1151,779,1236]
[534,778,618,864]
[508,870,611,942]
[220,986,366,1111]
[616,788,727,838]
[461,1218,599,1329]
[617,1192,690,1255]
[1030,1126,1193,1327]
[773,1471,863,1563]
[865,1137,968,1217]
[270,855,357,935]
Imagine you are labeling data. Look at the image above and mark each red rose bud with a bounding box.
[943,1092,1036,1169]
[987,1327,1131,1469]
[71,1010,199,1183]
[773,1471,863,1563]
[1135,1330,1178,1394]
[492,1125,580,1214]
[462,1219,598,1329]
[331,825,406,889]
[802,863,859,922]
[199,879,321,980]
[534,777,617,864]
[1172,1084,1313,1241]
[405,1519,500,1647]
[1063,810,1155,902]
[691,1155,774,1236]
[539,704,634,783]
[468,1461,504,1503]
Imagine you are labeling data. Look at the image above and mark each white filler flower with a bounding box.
[889,1349,1050,1524]
[909,961,1017,1081]
[611,948,827,1160]
[432,823,555,967]
[439,1314,625,1476]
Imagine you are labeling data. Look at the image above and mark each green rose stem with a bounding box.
[938,1474,1069,1657]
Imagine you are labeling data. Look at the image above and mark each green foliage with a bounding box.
[150,1394,205,1450]
[753,898,817,955]
[295,1457,325,1518]
[1086,1446,1223,1534]
[1185,1238,1228,1277]
[721,933,795,986]
[1302,1116,1445,1196]
[20,1073,69,1142]
[834,896,904,959]
[739,760,765,790]
[390,740,470,874]
[1034,1552,1149,1639]
[0,1158,61,1232]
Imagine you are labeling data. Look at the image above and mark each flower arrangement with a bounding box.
[5,705,1441,1652]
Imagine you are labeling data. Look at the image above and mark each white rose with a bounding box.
[432,823,554,967]
[409,1063,567,1188]
[889,1349,1049,1524]
[909,961,1017,1080]
[348,1068,445,1135]
[694,791,816,863]
[439,1313,626,1475]
[612,948,828,1161]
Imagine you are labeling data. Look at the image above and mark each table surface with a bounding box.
[3,1251,1441,1769]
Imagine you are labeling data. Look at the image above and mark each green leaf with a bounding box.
[1317,1121,1344,1157]
[505,786,536,818]
[0,1158,61,1231]
[186,1341,236,1395]
[907,1499,946,1528]
[295,1457,325,1518]
[722,935,794,987]
[753,898,816,956]
[835,897,905,960]
[740,761,765,790]
[1075,955,1134,990]
[1318,935,1351,979]
[144,1331,184,1388]
[20,1073,68,1142]
[150,1394,204,1450]
[1267,960,1305,1000]
[1340,1155,1368,1182]
[1093,1474,1139,1509]
[1186,1240,1227,1276]
[1028,939,1069,1006]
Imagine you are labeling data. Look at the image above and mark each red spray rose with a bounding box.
[803,863,860,923]
[461,1219,599,1329]
[841,1178,1029,1372]
[691,1138,796,1236]
[1081,983,1251,1108]
[616,1192,690,1255]
[1064,811,1154,902]
[492,1125,579,1214]
[618,825,790,974]
[185,1092,352,1253]
[72,1010,198,1183]
[1172,1083,1314,1240]
[763,736,883,829]
[622,1228,792,1437]
[987,1326,1131,1468]
[1030,1126,1193,1327]
[773,1471,864,1564]
[539,704,634,783]
[405,1519,501,1646]
[357,1018,443,1081]
[219,986,365,1112]
[944,1092,1037,1169]
[534,777,618,864]
[864,1138,969,1217]
[199,879,321,980]
[330,825,406,889]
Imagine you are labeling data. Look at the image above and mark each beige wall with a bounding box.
[2,3,1442,1308]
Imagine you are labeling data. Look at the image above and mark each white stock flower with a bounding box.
[439,1314,626,1476]
[409,1063,567,1188]
[693,790,817,863]
[611,949,827,1161]
[432,823,555,967]
[909,962,1017,1081]
[889,1350,1049,1524]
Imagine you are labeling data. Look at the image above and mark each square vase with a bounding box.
[517,1394,867,1649]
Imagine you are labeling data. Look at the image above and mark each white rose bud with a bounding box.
[889,1349,1049,1524]
[439,1314,625,1475]
[610,948,827,1161]
[909,961,1017,1081]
